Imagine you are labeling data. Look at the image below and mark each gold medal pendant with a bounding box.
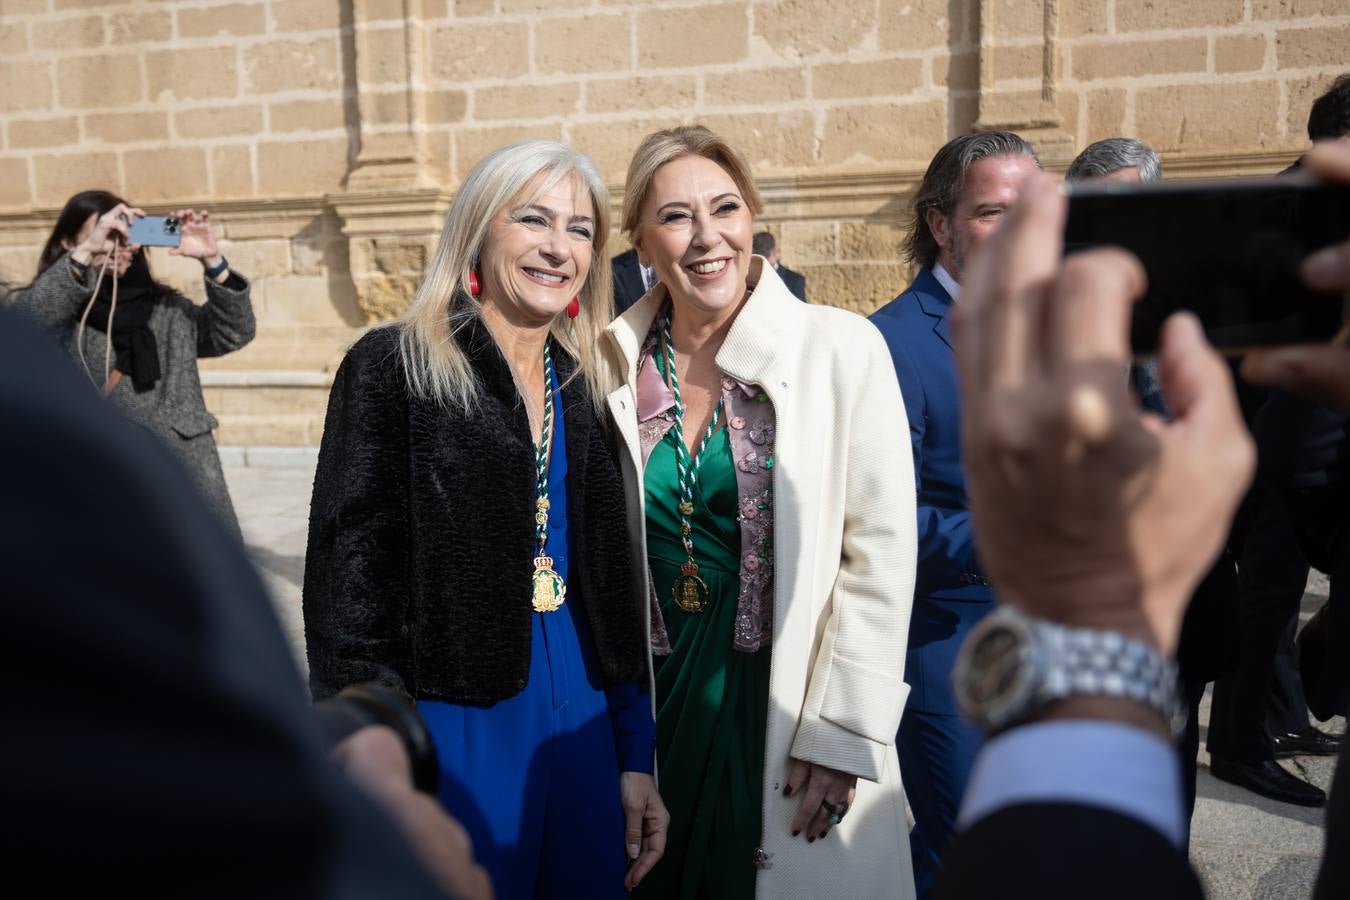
[672,559,709,614]
[532,555,566,612]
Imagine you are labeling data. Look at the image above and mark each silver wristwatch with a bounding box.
[952,606,1185,736]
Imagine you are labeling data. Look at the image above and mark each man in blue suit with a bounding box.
[869,131,1041,898]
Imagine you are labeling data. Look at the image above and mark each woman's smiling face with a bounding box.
[479,172,596,326]
[634,154,754,321]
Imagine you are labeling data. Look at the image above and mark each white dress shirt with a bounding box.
[932,262,960,301]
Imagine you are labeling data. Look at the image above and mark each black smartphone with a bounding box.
[1063,172,1350,355]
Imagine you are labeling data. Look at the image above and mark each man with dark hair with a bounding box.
[869,131,1041,898]
[1308,73,1350,142]
[751,230,807,301]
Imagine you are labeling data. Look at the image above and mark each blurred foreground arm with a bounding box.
[0,308,477,899]
[333,727,492,900]
[936,175,1255,900]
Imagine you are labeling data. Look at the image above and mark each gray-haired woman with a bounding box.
[302,140,668,899]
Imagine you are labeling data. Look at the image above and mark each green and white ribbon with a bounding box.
[534,343,556,554]
[661,315,725,559]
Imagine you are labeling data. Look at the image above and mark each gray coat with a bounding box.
[10,254,255,537]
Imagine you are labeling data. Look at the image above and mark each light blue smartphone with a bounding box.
[127,215,181,247]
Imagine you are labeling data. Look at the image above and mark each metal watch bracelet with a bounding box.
[953,606,1186,737]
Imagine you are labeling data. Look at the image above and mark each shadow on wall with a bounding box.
[949,0,980,136]
[339,0,361,180]
[292,210,366,329]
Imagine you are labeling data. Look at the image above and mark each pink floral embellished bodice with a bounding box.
[635,327,776,654]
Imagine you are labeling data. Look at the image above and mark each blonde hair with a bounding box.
[620,125,764,243]
[397,141,616,415]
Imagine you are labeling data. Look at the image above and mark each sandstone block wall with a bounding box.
[0,0,1346,445]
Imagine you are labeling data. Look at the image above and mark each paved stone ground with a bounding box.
[226,463,1344,900]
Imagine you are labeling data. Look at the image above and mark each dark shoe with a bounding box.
[1272,726,1343,759]
[1209,757,1326,807]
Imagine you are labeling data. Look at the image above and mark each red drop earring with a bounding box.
[566,296,580,319]
[468,267,482,297]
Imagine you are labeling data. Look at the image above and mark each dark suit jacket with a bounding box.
[612,248,647,314]
[938,739,1350,899]
[869,269,991,714]
[777,263,807,302]
[0,309,444,898]
[937,804,1205,900]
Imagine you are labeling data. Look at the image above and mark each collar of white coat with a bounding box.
[605,254,802,394]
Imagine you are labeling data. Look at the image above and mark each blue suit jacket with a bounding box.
[870,269,993,714]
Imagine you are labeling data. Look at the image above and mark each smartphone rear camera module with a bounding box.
[164,217,180,236]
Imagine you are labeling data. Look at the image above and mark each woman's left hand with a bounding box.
[620,771,669,890]
[170,208,222,268]
[785,758,857,842]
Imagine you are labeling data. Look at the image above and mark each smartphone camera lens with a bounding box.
[165,217,179,235]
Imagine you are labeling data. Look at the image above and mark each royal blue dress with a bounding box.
[417,363,655,900]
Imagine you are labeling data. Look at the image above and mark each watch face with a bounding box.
[963,624,1030,705]
[953,609,1039,730]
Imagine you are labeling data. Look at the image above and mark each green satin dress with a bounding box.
[636,409,772,899]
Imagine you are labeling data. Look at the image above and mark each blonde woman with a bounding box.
[605,125,917,898]
[303,141,668,899]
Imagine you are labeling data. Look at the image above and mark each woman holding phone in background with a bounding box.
[9,190,255,537]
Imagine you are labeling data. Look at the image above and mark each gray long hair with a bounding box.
[1066,137,1163,183]
[396,140,615,416]
[904,131,1042,268]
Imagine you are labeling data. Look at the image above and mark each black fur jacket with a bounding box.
[303,319,646,705]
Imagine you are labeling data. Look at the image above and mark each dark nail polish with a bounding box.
[791,829,800,837]
[807,836,815,844]
[783,785,793,797]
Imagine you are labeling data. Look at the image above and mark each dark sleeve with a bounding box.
[937,804,1204,900]
[0,309,446,899]
[888,337,980,585]
[190,270,257,358]
[303,329,416,700]
[7,253,93,329]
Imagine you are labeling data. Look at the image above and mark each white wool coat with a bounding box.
[604,258,918,898]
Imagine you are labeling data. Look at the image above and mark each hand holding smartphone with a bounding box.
[1063,172,1350,354]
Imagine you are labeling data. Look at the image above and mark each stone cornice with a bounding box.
[325,186,454,237]
[0,150,1304,238]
